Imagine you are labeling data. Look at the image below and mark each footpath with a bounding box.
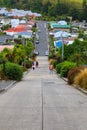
[0,80,16,92]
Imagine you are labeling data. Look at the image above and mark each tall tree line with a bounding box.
[0,0,87,21]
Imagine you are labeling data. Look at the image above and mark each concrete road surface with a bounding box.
[0,56,87,130]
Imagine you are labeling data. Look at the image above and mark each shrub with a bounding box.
[68,66,86,85]
[56,62,63,74]
[60,61,76,77]
[74,68,87,90]
[48,54,56,59]
[25,60,32,68]
[21,66,28,72]
[5,62,23,81]
[49,59,54,64]
[52,60,58,69]
[23,60,32,68]
[0,69,3,80]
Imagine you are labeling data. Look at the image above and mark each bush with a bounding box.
[25,60,32,68]
[21,66,28,72]
[68,66,86,85]
[49,59,54,64]
[52,60,58,69]
[56,61,76,77]
[60,61,76,77]
[56,62,63,74]
[23,60,32,68]
[0,69,3,80]
[5,62,23,81]
[74,68,87,90]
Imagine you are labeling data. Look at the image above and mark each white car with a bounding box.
[34,50,39,55]
[45,50,49,56]
[38,29,41,33]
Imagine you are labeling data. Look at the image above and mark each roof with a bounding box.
[58,20,67,25]
[0,35,13,43]
[14,31,32,38]
[0,45,14,51]
[5,28,26,32]
[54,31,71,38]
[27,20,35,25]
[17,31,32,35]
[51,24,71,29]
[50,20,71,29]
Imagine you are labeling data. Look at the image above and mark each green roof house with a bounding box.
[50,20,71,32]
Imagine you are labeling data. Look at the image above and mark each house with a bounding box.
[5,8,41,19]
[4,27,26,36]
[0,45,14,51]
[54,37,75,48]
[27,20,35,27]
[50,20,71,32]
[54,31,71,40]
[0,8,8,16]
[14,31,33,39]
[11,19,19,28]
[1,18,11,25]
[0,35,13,44]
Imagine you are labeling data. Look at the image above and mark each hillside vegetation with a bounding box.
[43,0,83,7]
[0,0,84,8]
[0,0,87,21]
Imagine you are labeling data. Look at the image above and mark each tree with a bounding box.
[55,3,69,16]
[12,44,26,65]
[41,1,52,15]
[69,7,80,20]
[48,5,56,17]
[83,5,87,21]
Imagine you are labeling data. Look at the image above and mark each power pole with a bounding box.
[61,32,64,61]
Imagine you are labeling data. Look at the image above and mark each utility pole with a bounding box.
[62,40,64,61]
[61,32,64,61]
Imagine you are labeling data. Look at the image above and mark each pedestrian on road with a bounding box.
[36,61,39,68]
[49,64,53,74]
[32,61,35,70]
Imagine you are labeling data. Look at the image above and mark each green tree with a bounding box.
[42,1,52,15]
[55,3,69,16]
[64,39,87,65]
[48,5,56,17]
[83,5,87,21]
[12,44,26,64]
[69,7,80,20]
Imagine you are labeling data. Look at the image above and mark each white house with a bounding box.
[14,31,32,39]
[11,19,19,28]
[1,19,11,25]
[54,31,71,39]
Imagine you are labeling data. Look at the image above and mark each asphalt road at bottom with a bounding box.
[0,56,87,130]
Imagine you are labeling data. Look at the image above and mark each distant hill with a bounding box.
[0,0,87,21]
[0,0,85,8]
[42,0,83,8]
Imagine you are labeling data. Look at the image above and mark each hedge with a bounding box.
[5,62,23,81]
[56,61,76,77]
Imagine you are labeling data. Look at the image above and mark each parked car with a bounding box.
[38,29,41,33]
[45,50,49,56]
[35,40,39,44]
[34,50,39,55]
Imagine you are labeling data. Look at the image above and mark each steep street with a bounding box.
[0,56,87,130]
